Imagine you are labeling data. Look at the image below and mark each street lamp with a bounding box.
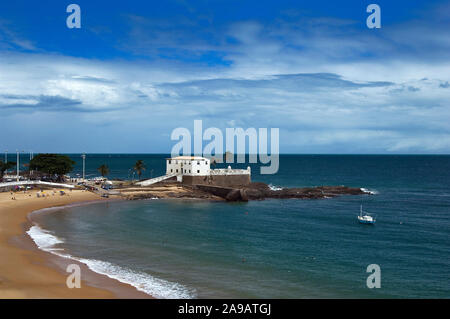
[29,150,34,178]
[16,149,24,181]
[81,153,86,181]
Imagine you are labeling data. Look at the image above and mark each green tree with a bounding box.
[133,160,146,180]
[97,164,109,177]
[0,160,16,182]
[29,154,75,181]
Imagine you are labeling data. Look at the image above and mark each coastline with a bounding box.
[0,189,151,298]
[0,182,368,299]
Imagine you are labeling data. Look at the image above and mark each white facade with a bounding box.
[166,156,210,176]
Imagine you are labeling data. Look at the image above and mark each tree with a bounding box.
[133,160,146,180]
[0,160,16,182]
[97,164,109,177]
[29,154,75,181]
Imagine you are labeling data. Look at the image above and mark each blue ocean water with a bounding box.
[30,155,450,298]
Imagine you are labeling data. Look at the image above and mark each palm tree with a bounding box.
[97,164,109,177]
[133,160,146,180]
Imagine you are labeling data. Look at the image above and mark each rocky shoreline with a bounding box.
[117,182,367,202]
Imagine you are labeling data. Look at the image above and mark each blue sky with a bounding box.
[0,0,449,153]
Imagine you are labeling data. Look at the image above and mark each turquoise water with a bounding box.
[31,155,450,298]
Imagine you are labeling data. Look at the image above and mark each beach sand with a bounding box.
[0,188,151,298]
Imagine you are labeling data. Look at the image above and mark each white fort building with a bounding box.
[166,156,211,176]
[138,156,251,187]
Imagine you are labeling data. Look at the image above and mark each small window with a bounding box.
[171,169,173,173]
[197,161,200,165]
[169,160,171,164]
[197,170,200,173]
[176,169,178,173]
[189,170,191,173]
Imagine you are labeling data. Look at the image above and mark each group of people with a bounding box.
[36,189,67,198]
[8,188,70,200]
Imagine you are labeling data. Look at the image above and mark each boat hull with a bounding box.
[358,218,376,225]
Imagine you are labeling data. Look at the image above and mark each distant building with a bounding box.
[165,156,251,186]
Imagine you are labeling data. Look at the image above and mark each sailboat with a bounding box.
[357,205,376,224]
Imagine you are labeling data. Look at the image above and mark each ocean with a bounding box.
[25,154,450,298]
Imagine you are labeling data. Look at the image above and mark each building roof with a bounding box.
[167,156,209,160]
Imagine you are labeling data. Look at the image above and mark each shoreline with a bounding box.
[0,189,151,298]
[1,182,368,298]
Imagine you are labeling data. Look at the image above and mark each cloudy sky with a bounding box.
[0,0,449,153]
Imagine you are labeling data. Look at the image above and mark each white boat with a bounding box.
[357,205,376,224]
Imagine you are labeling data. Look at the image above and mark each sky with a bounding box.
[0,0,449,154]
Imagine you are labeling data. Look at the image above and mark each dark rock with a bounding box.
[226,189,242,201]
[244,188,263,200]
[239,189,249,201]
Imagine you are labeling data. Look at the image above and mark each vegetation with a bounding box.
[133,160,146,180]
[97,164,110,177]
[29,154,75,181]
[0,160,16,182]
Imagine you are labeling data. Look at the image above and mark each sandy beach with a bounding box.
[0,188,151,298]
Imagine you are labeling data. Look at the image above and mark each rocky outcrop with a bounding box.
[194,182,366,202]
[242,183,365,200]
[121,182,367,202]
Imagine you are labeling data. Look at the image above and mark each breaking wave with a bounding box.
[27,225,195,299]
[360,188,379,195]
[268,184,283,191]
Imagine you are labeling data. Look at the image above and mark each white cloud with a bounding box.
[0,7,450,153]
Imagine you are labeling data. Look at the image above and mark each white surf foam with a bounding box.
[27,225,195,299]
[268,184,283,191]
[26,225,65,253]
[77,258,196,299]
[360,188,379,195]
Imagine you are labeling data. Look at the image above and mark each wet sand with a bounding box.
[0,189,151,298]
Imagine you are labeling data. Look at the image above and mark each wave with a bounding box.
[26,225,67,254]
[27,225,195,299]
[268,184,283,191]
[360,188,379,195]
